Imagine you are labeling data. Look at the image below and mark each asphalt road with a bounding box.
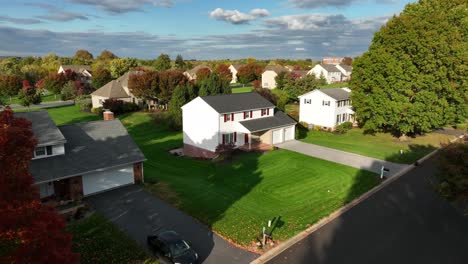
[267,155,468,264]
[87,185,258,264]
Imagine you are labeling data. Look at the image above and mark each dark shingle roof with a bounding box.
[292,70,308,78]
[264,65,288,74]
[60,65,91,74]
[30,119,145,183]
[320,88,351,100]
[186,65,211,75]
[91,80,130,98]
[15,111,66,146]
[319,64,341,73]
[240,111,296,133]
[200,92,274,113]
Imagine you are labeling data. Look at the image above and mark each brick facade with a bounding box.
[183,143,218,159]
[133,162,144,183]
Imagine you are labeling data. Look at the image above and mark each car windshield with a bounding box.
[170,240,190,257]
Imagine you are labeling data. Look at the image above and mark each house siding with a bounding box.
[261,71,278,89]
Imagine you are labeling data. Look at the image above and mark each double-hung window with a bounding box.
[261,108,270,116]
[222,133,237,144]
[244,111,252,119]
[304,99,311,104]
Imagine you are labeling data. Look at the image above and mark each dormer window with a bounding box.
[261,108,270,116]
[34,146,53,158]
[244,111,252,119]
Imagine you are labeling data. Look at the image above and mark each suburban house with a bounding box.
[261,65,289,89]
[307,64,344,84]
[298,87,355,130]
[228,64,242,83]
[183,65,211,81]
[58,65,92,83]
[91,71,141,108]
[182,92,296,158]
[336,64,353,81]
[16,111,145,200]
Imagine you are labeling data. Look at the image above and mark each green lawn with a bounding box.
[46,105,100,126]
[2,94,59,105]
[300,129,454,164]
[44,106,379,247]
[232,86,253,93]
[67,213,154,264]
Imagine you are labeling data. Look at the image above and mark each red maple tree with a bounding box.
[0,107,79,263]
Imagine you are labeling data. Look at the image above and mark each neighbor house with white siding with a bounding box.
[182,92,296,158]
[298,88,355,130]
[307,64,343,84]
[228,64,242,83]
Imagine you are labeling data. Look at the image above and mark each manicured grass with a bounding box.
[319,82,349,89]
[47,105,100,126]
[46,106,379,246]
[300,129,454,164]
[2,94,59,105]
[67,213,154,264]
[119,112,378,245]
[232,86,253,93]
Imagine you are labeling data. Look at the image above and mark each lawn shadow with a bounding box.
[385,144,438,164]
[118,114,262,262]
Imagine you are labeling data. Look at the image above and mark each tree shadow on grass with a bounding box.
[107,114,262,263]
[385,144,437,164]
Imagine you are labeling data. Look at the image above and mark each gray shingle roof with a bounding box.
[319,64,341,73]
[91,80,130,98]
[60,65,92,74]
[15,111,66,146]
[186,65,211,75]
[200,92,275,113]
[264,65,288,74]
[338,64,353,72]
[320,88,351,100]
[240,111,296,132]
[30,119,145,183]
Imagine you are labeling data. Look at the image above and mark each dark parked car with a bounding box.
[147,230,198,264]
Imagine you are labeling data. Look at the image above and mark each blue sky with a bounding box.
[0,0,415,60]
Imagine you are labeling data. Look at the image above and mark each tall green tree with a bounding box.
[198,73,231,96]
[174,54,186,70]
[109,58,138,78]
[154,54,171,71]
[350,0,467,137]
[283,74,325,100]
[74,49,93,62]
[92,68,112,89]
[97,50,118,60]
[42,73,66,99]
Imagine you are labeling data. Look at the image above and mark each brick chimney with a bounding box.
[103,110,114,121]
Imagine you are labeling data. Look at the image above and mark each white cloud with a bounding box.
[250,8,270,17]
[69,0,173,13]
[209,8,270,25]
[295,47,306,51]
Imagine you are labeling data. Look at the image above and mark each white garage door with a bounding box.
[272,129,284,144]
[284,126,295,142]
[82,165,134,196]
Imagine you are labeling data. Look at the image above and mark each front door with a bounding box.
[244,133,249,144]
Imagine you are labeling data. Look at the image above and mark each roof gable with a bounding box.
[199,92,275,113]
[91,80,130,98]
[318,64,341,73]
[319,88,351,100]
[263,65,288,74]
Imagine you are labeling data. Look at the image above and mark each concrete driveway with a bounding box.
[276,140,409,176]
[87,185,258,264]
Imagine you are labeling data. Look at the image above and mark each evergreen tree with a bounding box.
[350,0,467,137]
[175,54,186,70]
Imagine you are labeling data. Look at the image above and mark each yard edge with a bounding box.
[250,134,465,264]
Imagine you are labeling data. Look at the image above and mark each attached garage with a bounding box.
[272,129,284,144]
[284,126,295,142]
[82,165,134,196]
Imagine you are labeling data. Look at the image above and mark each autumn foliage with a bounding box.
[0,107,78,263]
[215,64,232,82]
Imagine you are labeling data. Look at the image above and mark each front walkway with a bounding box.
[87,185,258,264]
[275,140,408,176]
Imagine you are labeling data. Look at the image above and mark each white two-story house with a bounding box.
[307,64,343,84]
[298,88,355,130]
[228,64,242,83]
[182,92,297,158]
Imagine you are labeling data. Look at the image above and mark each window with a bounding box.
[244,111,251,119]
[264,83,268,87]
[336,115,341,124]
[304,99,311,104]
[261,109,266,116]
[322,100,330,106]
[35,147,46,157]
[342,113,346,122]
[224,114,231,122]
[222,133,236,144]
[46,146,53,155]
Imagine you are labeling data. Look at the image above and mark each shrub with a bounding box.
[91,107,104,116]
[276,92,289,111]
[252,80,261,89]
[335,121,353,134]
[295,123,308,139]
[102,99,139,114]
[77,99,92,112]
[153,111,180,131]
